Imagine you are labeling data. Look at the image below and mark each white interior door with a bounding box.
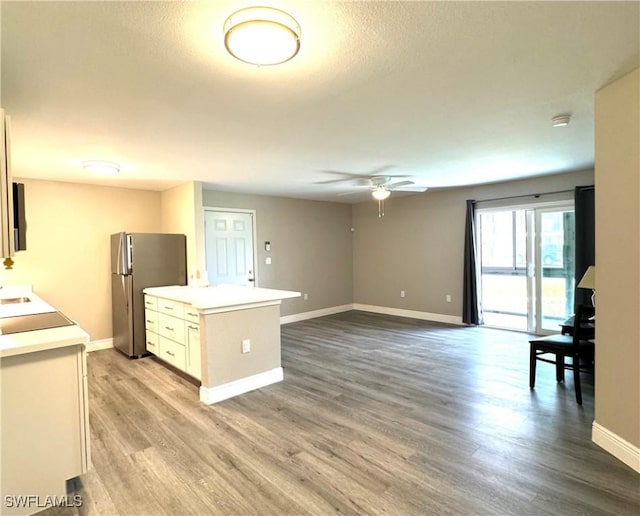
[204,210,255,286]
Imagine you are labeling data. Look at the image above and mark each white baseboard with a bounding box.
[199,367,283,405]
[592,421,640,473]
[280,304,353,325]
[353,303,463,326]
[86,338,113,352]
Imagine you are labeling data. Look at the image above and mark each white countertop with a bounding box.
[0,285,56,318]
[143,285,301,311]
[0,324,89,358]
[0,285,88,358]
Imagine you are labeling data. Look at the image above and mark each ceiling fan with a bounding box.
[327,174,428,217]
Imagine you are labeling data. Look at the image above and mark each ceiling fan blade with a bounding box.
[388,180,415,188]
[319,170,376,179]
[393,186,429,192]
[315,177,362,185]
[337,190,369,197]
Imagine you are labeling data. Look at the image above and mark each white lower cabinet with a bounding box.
[144,294,200,380]
[186,322,201,380]
[158,336,186,370]
[1,342,90,515]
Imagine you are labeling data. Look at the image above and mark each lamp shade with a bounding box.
[223,7,301,66]
[577,266,595,289]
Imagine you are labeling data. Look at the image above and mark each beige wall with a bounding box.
[352,170,594,317]
[202,304,281,387]
[0,179,161,340]
[160,181,205,281]
[202,190,353,316]
[594,68,639,448]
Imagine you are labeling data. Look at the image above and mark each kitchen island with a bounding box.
[143,285,300,404]
[0,287,90,516]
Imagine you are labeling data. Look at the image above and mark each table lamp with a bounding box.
[577,265,596,306]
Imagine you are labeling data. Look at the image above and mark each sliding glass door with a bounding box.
[535,208,575,332]
[478,202,575,334]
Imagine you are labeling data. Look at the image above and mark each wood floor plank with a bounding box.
[37,311,639,515]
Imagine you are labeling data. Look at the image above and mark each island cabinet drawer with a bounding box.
[144,309,158,332]
[145,330,159,355]
[184,307,200,325]
[158,313,185,344]
[144,295,158,311]
[157,298,185,318]
[158,336,186,370]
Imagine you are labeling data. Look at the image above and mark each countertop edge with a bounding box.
[143,286,301,311]
[0,325,90,358]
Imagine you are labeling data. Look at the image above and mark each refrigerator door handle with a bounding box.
[115,232,129,275]
[126,234,133,273]
[122,275,128,311]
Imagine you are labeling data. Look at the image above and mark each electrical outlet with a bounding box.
[242,339,251,353]
[400,290,405,298]
[446,294,452,302]
[265,257,272,265]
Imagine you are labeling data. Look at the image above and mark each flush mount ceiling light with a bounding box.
[223,6,301,66]
[552,114,571,127]
[82,160,120,174]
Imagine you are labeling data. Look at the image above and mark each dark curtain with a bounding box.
[462,200,483,325]
[574,185,595,309]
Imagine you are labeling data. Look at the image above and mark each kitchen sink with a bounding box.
[0,297,31,304]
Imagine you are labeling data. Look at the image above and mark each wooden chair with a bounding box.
[529,305,595,405]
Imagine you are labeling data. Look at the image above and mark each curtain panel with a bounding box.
[462,200,483,325]
[574,185,595,309]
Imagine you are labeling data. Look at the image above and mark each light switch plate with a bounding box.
[242,339,251,353]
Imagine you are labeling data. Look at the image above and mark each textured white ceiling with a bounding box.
[1,1,638,202]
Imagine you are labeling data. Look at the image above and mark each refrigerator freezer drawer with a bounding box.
[158,336,186,370]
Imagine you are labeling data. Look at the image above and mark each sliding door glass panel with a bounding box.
[479,203,575,334]
[479,210,527,331]
[538,209,575,331]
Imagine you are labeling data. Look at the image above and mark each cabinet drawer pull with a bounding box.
[188,325,198,330]
[165,326,174,331]
[164,306,173,310]
[165,350,175,357]
[187,312,198,317]
[146,319,153,324]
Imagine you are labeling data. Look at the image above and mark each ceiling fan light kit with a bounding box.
[371,185,391,200]
[223,7,301,66]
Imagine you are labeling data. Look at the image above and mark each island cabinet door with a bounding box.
[1,343,89,513]
[186,323,201,380]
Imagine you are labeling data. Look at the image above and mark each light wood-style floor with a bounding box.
[43,311,639,515]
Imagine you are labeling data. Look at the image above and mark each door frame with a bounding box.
[476,198,575,334]
[203,207,258,287]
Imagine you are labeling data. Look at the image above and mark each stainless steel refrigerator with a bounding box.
[111,232,186,357]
